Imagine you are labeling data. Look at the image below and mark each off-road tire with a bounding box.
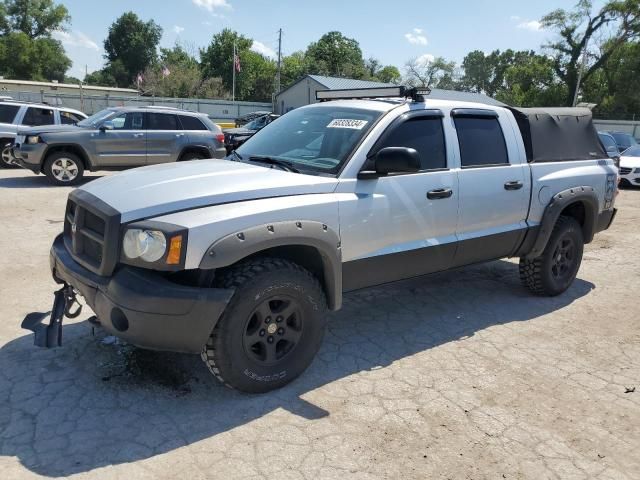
[201,257,327,393]
[44,151,84,186]
[519,215,584,296]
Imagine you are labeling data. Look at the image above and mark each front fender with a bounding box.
[199,220,342,310]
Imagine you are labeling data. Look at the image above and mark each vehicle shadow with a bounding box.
[0,174,103,189]
[0,260,595,477]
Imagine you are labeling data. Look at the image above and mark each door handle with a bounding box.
[175,133,185,137]
[133,133,144,138]
[427,188,453,200]
[504,180,524,190]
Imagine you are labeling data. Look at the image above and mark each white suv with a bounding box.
[0,100,87,168]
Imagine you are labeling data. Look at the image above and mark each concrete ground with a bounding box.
[0,169,638,480]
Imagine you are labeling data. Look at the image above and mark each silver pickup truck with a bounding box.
[23,87,618,393]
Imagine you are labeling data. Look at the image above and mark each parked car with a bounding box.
[23,86,617,393]
[618,145,640,187]
[13,106,226,185]
[598,131,621,167]
[608,131,639,153]
[224,113,279,153]
[234,110,271,127]
[0,100,87,168]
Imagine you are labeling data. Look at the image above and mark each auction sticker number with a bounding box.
[327,119,369,130]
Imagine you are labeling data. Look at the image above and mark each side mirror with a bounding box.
[100,120,114,131]
[358,147,421,179]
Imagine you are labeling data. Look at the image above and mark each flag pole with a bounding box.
[232,41,236,103]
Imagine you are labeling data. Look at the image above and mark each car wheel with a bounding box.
[519,215,584,296]
[44,152,84,186]
[179,152,205,162]
[201,258,328,393]
[0,142,17,169]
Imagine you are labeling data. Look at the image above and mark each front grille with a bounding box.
[63,190,121,276]
[619,167,632,175]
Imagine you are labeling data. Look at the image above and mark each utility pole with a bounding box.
[276,28,282,94]
[573,40,589,107]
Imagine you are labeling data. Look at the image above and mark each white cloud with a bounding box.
[517,20,542,31]
[53,30,99,51]
[416,53,435,66]
[251,40,276,58]
[510,15,521,21]
[173,25,185,35]
[192,0,231,12]
[404,28,428,46]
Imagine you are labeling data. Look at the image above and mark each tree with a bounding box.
[103,12,162,87]
[496,53,567,106]
[280,51,308,88]
[541,0,640,105]
[305,31,366,78]
[376,65,401,84]
[404,56,457,89]
[5,0,69,38]
[0,0,71,81]
[200,28,253,97]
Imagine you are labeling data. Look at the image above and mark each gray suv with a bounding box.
[13,106,226,185]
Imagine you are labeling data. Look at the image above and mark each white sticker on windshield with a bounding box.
[327,119,369,130]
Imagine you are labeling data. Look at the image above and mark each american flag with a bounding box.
[161,65,171,77]
[136,73,144,87]
[234,54,241,73]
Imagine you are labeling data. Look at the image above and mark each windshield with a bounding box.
[235,106,382,175]
[611,132,638,147]
[77,109,117,127]
[622,145,640,157]
[245,116,267,130]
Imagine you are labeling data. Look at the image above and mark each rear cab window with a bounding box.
[452,110,509,167]
[179,115,208,130]
[22,107,55,126]
[0,104,20,124]
[147,113,179,130]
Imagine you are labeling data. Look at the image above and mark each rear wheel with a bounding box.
[201,258,327,393]
[1,141,17,169]
[179,151,205,162]
[519,215,584,296]
[44,152,84,186]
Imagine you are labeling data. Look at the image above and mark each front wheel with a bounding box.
[519,215,584,296]
[201,258,328,393]
[44,152,84,186]
[1,142,17,169]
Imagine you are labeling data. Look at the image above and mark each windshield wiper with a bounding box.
[248,155,300,173]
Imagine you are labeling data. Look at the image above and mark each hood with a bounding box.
[620,155,640,168]
[224,127,255,136]
[80,159,338,223]
[18,124,87,135]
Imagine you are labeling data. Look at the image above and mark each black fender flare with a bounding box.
[43,144,93,170]
[199,221,343,310]
[178,145,211,160]
[524,186,599,259]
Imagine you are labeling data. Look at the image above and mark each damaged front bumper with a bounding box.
[23,234,234,354]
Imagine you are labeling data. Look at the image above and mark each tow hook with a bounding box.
[21,284,82,348]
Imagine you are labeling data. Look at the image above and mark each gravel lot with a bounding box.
[0,169,638,480]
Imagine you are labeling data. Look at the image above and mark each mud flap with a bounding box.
[22,285,82,348]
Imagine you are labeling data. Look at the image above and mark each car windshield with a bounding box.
[611,132,638,147]
[244,116,267,130]
[622,145,640,157]
[77,109,117,127]
[235,106,383,175]
[599,134,617,150]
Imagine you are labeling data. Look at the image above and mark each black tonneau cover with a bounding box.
[508,107,606,163]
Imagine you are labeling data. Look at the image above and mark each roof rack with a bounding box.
[140,105,180,110]
[316,86,431,102]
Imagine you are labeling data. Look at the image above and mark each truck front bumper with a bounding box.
[13,143,45,173]
[48,234,234,353]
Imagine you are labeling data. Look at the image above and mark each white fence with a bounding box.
[4,90,272,121]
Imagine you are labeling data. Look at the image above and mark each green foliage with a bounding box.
[305,31,366,78]
[103,11,162,87]
[496,53,567,106]
[0,0,71,81]
[405,56,457,88]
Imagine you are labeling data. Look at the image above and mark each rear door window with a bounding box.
[454,115,509,167]
[110,112,144,130]
[60,111,85,125]
[22,107,55,126]
[179,115,207,130]
[0,104,20,123]
[147,113,179,130]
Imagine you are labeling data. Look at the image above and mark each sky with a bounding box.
[55,0,602,79]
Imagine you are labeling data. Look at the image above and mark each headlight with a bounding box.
[25,135,40,144]
[123,229,167,262]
